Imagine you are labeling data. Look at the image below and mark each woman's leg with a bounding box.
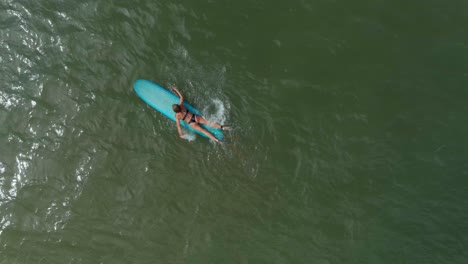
[190,123,221,143]
[195,115,222,129]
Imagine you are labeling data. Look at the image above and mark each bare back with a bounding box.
[175,105,193,123]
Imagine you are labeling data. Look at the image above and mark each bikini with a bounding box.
[182,111,197,124]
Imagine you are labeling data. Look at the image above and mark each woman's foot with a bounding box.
[220,125,231,131]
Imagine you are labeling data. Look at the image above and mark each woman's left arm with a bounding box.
[172,86,184,105]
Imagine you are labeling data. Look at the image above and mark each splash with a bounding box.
[203,98,228,125]
[183,131,196,142]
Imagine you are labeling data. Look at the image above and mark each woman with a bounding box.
[171,86,227,144]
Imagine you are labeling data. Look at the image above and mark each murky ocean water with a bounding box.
[1,0,468,263]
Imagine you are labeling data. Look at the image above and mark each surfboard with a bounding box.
[133,79,224,141]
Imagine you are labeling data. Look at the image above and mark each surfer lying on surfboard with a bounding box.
[171,87,228,144]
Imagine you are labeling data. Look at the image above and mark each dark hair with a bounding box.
[172,104,181,113]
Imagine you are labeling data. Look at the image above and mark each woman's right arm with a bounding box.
[176,118,184,139]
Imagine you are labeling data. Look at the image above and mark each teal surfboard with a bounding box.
[134,79,224,140]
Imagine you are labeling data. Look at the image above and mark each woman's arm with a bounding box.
[172,86,184,105]
[175,118,184,139]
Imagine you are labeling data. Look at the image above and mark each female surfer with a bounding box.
[171,86,227,144]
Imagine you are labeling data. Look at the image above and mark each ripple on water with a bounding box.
[0,162,6,174]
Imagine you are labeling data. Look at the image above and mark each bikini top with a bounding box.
[182,110,190,121]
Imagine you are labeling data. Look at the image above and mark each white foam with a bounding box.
[203,98,228,125]
[183,131,196,142]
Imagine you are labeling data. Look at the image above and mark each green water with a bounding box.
[1,0,468,263]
